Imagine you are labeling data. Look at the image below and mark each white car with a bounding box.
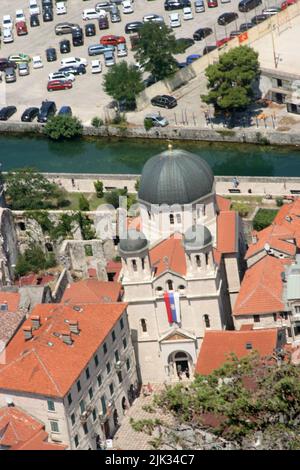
[56,2,67,15]
[2,15,13,30]
[183,7,193,20]
[122,1,134,14]
[169,13,181,28]
[143,14,164,23]
[48,71,75,81]
[3,28,14,44]
[91,59,102,73]
[16,10,26,23]
[32,56,43,69]
[145,113,169,127]
[220,0,231,3]
[82,8,101,20]
[29,0,40,16]
[60,57,88,67]
[117,43,128,57]
[262,7,281,15]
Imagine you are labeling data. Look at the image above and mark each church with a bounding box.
[119,147,247,383]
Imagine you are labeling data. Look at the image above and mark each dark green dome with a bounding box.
[138,148,214,205]
[119,229,148,254]
[184,225,212,250]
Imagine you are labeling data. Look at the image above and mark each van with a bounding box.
[238,0,262,12]
[37,101,56,123]
[88,44,114,55]
[194,0,205,12]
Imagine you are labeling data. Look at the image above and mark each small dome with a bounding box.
[183,225,212,250]
[119,229,148,254]
[138,148,214,205]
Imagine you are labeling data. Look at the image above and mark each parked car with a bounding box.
[61,57,87,67]
[42,0,53,7]
[30,14,40,27]
[117,43,128,57]
[3,28,14,43]
[104,50,116,66]
[262,6,281,15]
[281,0,296,9]
[43,8,53,22]
[21,107,39,122]
[175,37,195,50]
[143,75,158,87]
[16,21,28,35]
[100,35,125,46]
[151,95,177,108]
[145,113,169,127]
[110,7,121,22]
[238,0,262,12]
[186,54,201,64]
[122,1,134,13]
[8,54,31,64]
[183,7,193,19]
[82,8,102,20]
[193,27,212,40]
[251,14,268,24]
[72,28,84,46]
[15,9,26,23]
[18,62,30,76]
[239,22,254,31]
[0,106,17,120]
[46,47,57,62]
[95,1,114,12]
[47,79,72,91]
[164,0,191,10]
[218,12,238,25]
[98,15,109,29]
[169,12,181,27]
[85,23,96,36]
[37,100,56,122]
[29,0,40,16]
[0,59,17,71]
[49,71,75,81]
[143,14,164,23]
[91,59,102,73]
[55,23,81,35]
[5,68,16,83]
[32,56,43,68]
[2,15,13,29]
[125,21,143,33]
[60,39,71,53]
[88,44,114,55]
[203,45,217,54]
[58,64,86,75]
[194,0,205,12]
[207,0,218,7]
[216,37,230,47]
[58,105,72,115]
[56,2,67,15]
[230,30,241,38]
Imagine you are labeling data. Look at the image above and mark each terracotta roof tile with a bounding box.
[149,234,187,277]
[216,195,231,212]
[62,279,122,304]
[0,292,20,312]
[217,211,238,253]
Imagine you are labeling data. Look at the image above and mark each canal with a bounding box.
[2,134,300,176]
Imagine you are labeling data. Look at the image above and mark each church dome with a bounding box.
[183,225,212,250]
[119,229,148,254]
[138,147,214,205]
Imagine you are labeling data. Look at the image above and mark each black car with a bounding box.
[72,28,84,46]
[30,14,40,27]
[143,75,158,87]
[43,8,53,22]
[193,27,213,41]
[164,0,191,10]
[0,59,17,71]
[98,16,109,30]
[21,107,39,122]
[238,0,262,12]
[60,39,71,54]
[125,21,143,34]
[59,64,86,75]
[251,14,268,24]
[151,95,177,109]
[85,23,96,36]
[218,12,238,26]
[230,30,241,38]
[37,101,56,123]
[0,106,17,121]
[175,38,195,51]
[239,22,254,32]
[203,45,217,55]
[46,47,57,62]
[42,0,53,6]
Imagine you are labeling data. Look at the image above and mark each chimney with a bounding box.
[69,320,80,335]
[61,331,73,345]
[23,326,33,341]
[31,315,41,330]
[251,232,258,244]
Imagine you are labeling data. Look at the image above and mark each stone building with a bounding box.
[119,148,247,383]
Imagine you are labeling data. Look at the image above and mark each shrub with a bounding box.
[78,194,90,211]
[144,118,154,131]
[44,115,83,141]
[253,209,278,231]
[94,180,104,199]
[276,197,284,207]
[91,117,104,128]
[231,202,250,218]
[15,245,57,277]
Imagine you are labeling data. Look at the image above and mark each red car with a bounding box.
[47,80,73,92]
[216,37,230,47]
[16,21,28,36]
[281,0,296,8]
[207,0,218,7]
[100,35,126,46]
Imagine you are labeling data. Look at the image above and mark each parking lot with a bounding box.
[0,0,286,124]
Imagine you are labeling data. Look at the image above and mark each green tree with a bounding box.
[201,46,260,115]
[103,61,144,109]
[94,180,104,198]
[15,245,56,277]
[135,178,140,192]
[105,188,127,209]
[78,194,90,211]
[134,23,184,80]
[44,115,83,140]
[5,168,63,210]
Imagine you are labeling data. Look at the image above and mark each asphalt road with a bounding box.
[0,0,284,124]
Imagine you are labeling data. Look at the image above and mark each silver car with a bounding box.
[117,43,128,57]
[104,50,115,66]
[145,113,169,127]
[18,62,30,76]
[110,7,121,22]
[5,67,16,83]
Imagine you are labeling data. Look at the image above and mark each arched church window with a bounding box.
[132,259,137,272]
[169,214,174,225]
[167,280,173,291]
[178,285,185,292]
[141,319,147,333]
[204,314,210,328]
[196,255,201,267]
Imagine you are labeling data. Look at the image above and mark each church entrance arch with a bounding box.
[168,351,192,380]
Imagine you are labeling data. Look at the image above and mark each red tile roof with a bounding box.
[62,279,122,304]
[216,195,231,212]
[0,302,127,397]
[245,223,296,260]
[0,292,20,312]
[0,292,23,346]
[149,234,187,277]
[196,329,279,375]
[217,211,238,254]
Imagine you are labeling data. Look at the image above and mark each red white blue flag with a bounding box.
[163,291,181,324]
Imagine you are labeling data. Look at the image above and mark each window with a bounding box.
[84,244,93,257]
[167,280,173,291]
[85,367,90,380]
[109,382,114,396]
[204,314,210,328]
[106,362,111,374]
[103,343,107,355]
[94,354,99,367]
[117,371,123,383]
[178,285,185,291]
[101,395,107,414]
[77,380,81,392]
[273,313,277,322]
[71,413,75,426]
[253,315,260,323]
[112,330,116,342]
[176,214,181,224]
[142,258,145,270]
[132,259,137,272]
[67,393,72,406]
[19,222,26,231]
[205,252,209,265]
[47,400,55,412]
[196,255,201,267]
[74,434,79,448]
[123,337,127,350]
[245,343,253,350]
[79,399,85,414]
[126,358,130,371]
[295,306,300,313]
[141,319,147,333]
[50,421,59,433]
[92,408,97,422]
[169,214,174,225]
[97,374,102,387]
[83,422,88,435]
[89,387,93,400]
[115,350,119,362]
[120,318,124,330]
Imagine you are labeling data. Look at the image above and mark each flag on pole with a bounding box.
[164,291,181,324]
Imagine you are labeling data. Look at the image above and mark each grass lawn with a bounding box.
[253,208,278,231]
[65,193,105,211]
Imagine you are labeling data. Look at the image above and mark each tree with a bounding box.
[15,245,56,277]
[201,46,260,115]
[5,168,63,210]
[103,61,144,109]
[44,115,83,140]
[94,180,104,198]
[105,188,127,209]
[134,23,184,80]
[78,194,90,211]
